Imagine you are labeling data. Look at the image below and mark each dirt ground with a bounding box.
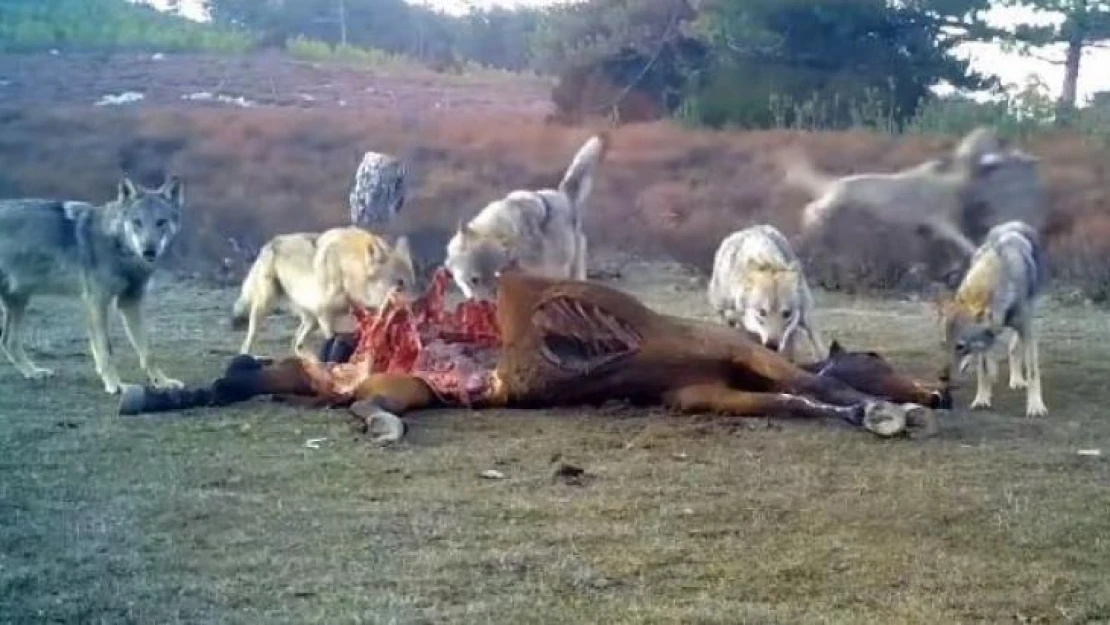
[1,261,1109,624]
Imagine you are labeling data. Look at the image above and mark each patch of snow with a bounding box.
[181,92,257,107]
[151,52,165,61]
[94,91,145,106]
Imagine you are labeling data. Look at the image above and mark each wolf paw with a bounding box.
[969,396,992,410]
[861,401,908,438]
[1008,376,1028,390]
[152,376,184,390]
[22,366,54,380]
[101,374,122,394]
[1025,400,1048,418]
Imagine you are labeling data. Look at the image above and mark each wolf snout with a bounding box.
[763,338,780,351]
[141,248,158,261]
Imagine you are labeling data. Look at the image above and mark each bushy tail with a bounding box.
[775,148,836,199]
[558,133,609,216]
[230,243,277,330]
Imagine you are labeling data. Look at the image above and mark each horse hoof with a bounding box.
[350,400,407,445]
[902,404,939,440]
[117,384,148,416]
[862,401,907,438]
[931,388,953,410]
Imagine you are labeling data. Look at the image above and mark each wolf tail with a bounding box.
[558,133,609,218]
[775,148,836,199]
[230,243,279,330]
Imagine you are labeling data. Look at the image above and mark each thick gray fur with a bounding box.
[0,177,185,393]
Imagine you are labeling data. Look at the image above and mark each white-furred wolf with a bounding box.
[0,177,185,393]
[444,133,608,301]
[776,126,1012,256]
[708,224,825,362]
[936,220,1049,417]
[231,226,416,357]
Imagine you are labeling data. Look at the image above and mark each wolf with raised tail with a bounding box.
[708,224,825,362]
[0,177,185,393]
[936,220,1049,417]
[231,227,417,357]
[445,133,608,301]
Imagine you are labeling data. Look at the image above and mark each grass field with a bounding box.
[2,260,1110,624]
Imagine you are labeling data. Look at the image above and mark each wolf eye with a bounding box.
[395,279,405,288]
[781,309,792,319]
[131,218,142,228]
[955,341,968,354]
[470,277,480,286]
[757,308,768,317]
[155,219,167,228]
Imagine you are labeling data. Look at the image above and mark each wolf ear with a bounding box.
[828,339,844,356]
[118,177,140,202]
[495,257,521,278]
[456,218,473,238]
[160,176,184,207]
[393,235,412,260]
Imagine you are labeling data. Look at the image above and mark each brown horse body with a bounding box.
[120,273,948,440]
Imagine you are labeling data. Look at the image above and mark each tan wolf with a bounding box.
[776,126,1009,256]
[708,224,825,362]
[231,226,416,356]
[0,177,185,393]
[936,220,1048,417]
[445,133,608,301]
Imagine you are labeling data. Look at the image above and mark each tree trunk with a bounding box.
[1055,10,1085,125]
[1059,38,1082,108]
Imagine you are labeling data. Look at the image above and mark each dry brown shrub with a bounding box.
[1,106,1108,299]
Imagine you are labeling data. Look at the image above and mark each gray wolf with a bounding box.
[231,226,416,357]
[708,224,825,362]
[0,177,185,393]
[444,133,608,300]
[936,220,1048,417]
[349,151,406,229]
[776,126,1009,256]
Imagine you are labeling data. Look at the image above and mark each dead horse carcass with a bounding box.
[118,270,950,442]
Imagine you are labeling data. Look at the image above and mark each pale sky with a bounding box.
[153,0,1110,104]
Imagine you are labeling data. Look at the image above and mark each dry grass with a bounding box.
[2,262,1110,624]
[0,106,1108,298]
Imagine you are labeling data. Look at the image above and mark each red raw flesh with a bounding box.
[308,268,501,404]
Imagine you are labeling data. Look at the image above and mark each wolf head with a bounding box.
[363,235,418,306]
[444,222,511,301]
[739,262,804,352]
[109,176,184,265]
[936,296,997,373]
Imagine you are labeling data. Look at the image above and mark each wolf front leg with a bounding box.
[83,288,122,393]
[928,219,979,257]
[118,295,183,389]
[1007,331,1027,390]
[1020,321,1048,417]
[970,352,994,409]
